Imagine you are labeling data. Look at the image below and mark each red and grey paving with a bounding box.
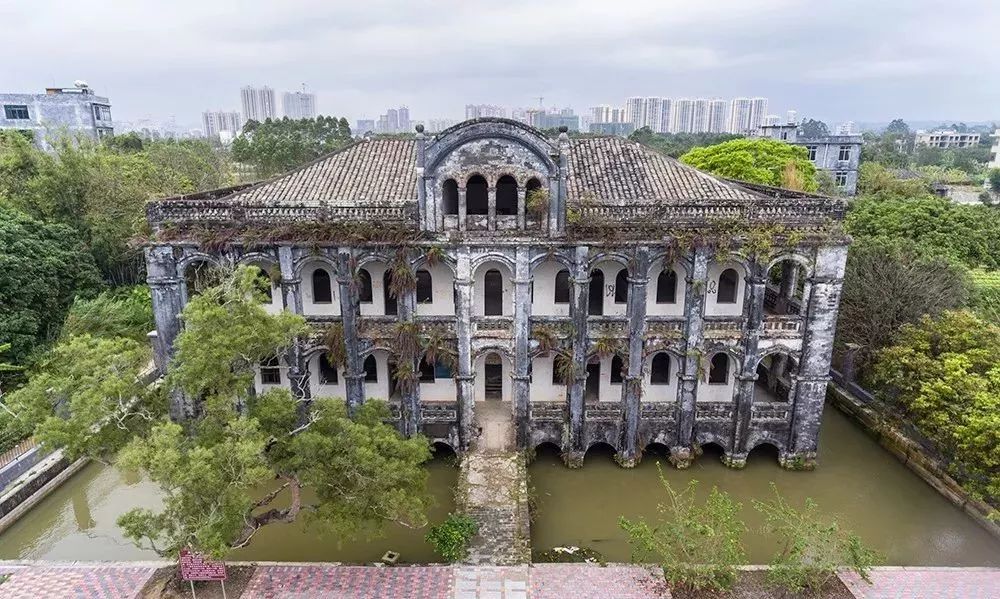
[0,562,997,598]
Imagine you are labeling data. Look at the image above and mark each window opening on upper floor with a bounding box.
[496,175,517,215]
[614,269,629,304]
[319,353,339,384]
[610,355,624,384]
[656,269,677,304]
[588,270,604,315]
[718,268,739,304]
[708,353,729,384]
[312,268,333,303]
[363,355,378,382]
[467,175,488,215]
[442,179,459,215]
[484,269,503,316]
[416,269,433,303]
[357,269,373,303]
[383,270,398,316]
[650,353,671,384]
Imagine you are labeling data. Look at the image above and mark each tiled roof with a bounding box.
[231,138,417,206]
[567,137,760,203]
[214,135,765,207]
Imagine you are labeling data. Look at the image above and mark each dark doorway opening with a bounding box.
[588,270,604,315]
[484,269,503,316]
[585,362,600,402]
[484,355,503,400]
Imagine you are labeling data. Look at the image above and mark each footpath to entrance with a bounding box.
[0,562,998,599]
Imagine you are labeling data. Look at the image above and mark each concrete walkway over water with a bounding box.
[0,562,998,598]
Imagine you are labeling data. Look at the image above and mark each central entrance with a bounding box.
[474,351,514,451]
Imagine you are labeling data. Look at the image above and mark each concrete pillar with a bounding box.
[517,186,526,230]
[788,245,848,469]
[278,246,310,404]
[567,246,590,465]
[458,187,468,232]
[336,250,365,413]
[487,186,497,231]
[553,129,571,236]
[730,264,766,467]
[673,246,709,468]
[777,260,799,314]
[455,247,475,451]
[397,255,421,438]
[620,247,649,467]
[415,126,430,232]
[145,245,186,421]
[513,246,532,448]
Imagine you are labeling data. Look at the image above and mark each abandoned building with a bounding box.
[144,118,849,468]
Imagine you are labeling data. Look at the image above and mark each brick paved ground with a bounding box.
[454,566,529,599]
[0,565,155,599]
[242,565,454,599]
[840,567,1000,599]
[528,564,666,599]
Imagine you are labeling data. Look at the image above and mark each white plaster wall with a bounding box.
[705,261,746,316]
[359,262,389,316]
[642,352,679,403]
[473,261,513,317]
[301,262,341,316]
[415,262,456,316]
[646,260,685,316]
[473,352,512,403]
[363,349,392,400]
[531,261,571,317]
[308,352,346,399]
[595,354,625,402]
[592,261,628,317]
[529,355,568,402]
[698,352,736,402]
[262,280,282,314]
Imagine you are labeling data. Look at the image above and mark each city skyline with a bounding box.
[4,0,997,130]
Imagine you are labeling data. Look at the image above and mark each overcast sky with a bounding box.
[2,0,997,129]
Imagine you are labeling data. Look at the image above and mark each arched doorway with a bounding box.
[474,351,513,451]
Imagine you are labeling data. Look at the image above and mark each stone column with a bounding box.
[336,250,365,413]
[620,247,650,467]
[730,264,766,467]
[145,245,187,420]
[278,246,310,404]
[397,256,421,438]
[673,246,709,468]
[567,246,590,466]
[777,260,798,314]
[788,245,848,469]
[454,247,476,451]
[487,186,497,231]
[513,246,532,448]
[458,187,468,233]
[517,186,527,231]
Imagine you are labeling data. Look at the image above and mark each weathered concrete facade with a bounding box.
[145,118,849,469]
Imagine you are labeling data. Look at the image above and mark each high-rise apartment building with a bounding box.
[282,91,316,120]
[241,85,277,122]
[672,99,695,133]
[728,97,768,134]
[465,104,506,119]
[355,119,375,135]
[590,105,626,124]
[625,97,670,133]
[202,110,243,138]
[374,107,411,134]
[708,99,728,133]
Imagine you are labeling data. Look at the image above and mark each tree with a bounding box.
[884,119,910,137]
[231,116,353,177]
[679,138,818,191]
[987,168,1000,195]
[61,286,154,343]
[0,205,102,379]
[753,484,880,593]
[17,266,438,559]
[835,238,968,379]
[871,311,1000,499]
[630,128,743,158]
[619,469,746,592]
[798,118,829,138]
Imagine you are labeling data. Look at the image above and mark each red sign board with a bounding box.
[180,548,227,581]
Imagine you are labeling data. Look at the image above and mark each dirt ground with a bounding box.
[670,570,855,599]
[139,565,256,599]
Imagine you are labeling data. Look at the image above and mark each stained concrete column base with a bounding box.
[668,446,694,469]
[563,450,585,469]
[722,452,748,469]
[779,451,817,471]
[614,451,639,469]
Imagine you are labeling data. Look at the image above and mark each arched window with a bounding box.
[363,355,378,382]
[554,269,570,304]
[442,179,459,215]
[496,175,517,215]
[614,269,629,304]
[708,353,729,384]
[467,175,488,215]
[260,356,281,385]
[357,269,373,303]
[526,178,542,194]
[418,357,436,382]
[319,353,338,384]
[610,355,624,384]
[650,353,671,384]
[185,261,221,298]
[484,269,503,316]
[416,269,433,303]
[718,268,739,304]
[383,271,398,316]
[312,268,333,304]
[552,354,569,385]
[588,270,604,315]
[656,269,677,304]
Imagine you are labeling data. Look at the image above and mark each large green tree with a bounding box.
[630,128,743,159]
[0,205,102,376]
[679,138,818,192]
[232,116,353,177]
[798,119,829,138]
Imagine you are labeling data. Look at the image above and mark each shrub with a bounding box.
[62,286,154,343]
[619,469,746,592]
[426,513,478,562]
